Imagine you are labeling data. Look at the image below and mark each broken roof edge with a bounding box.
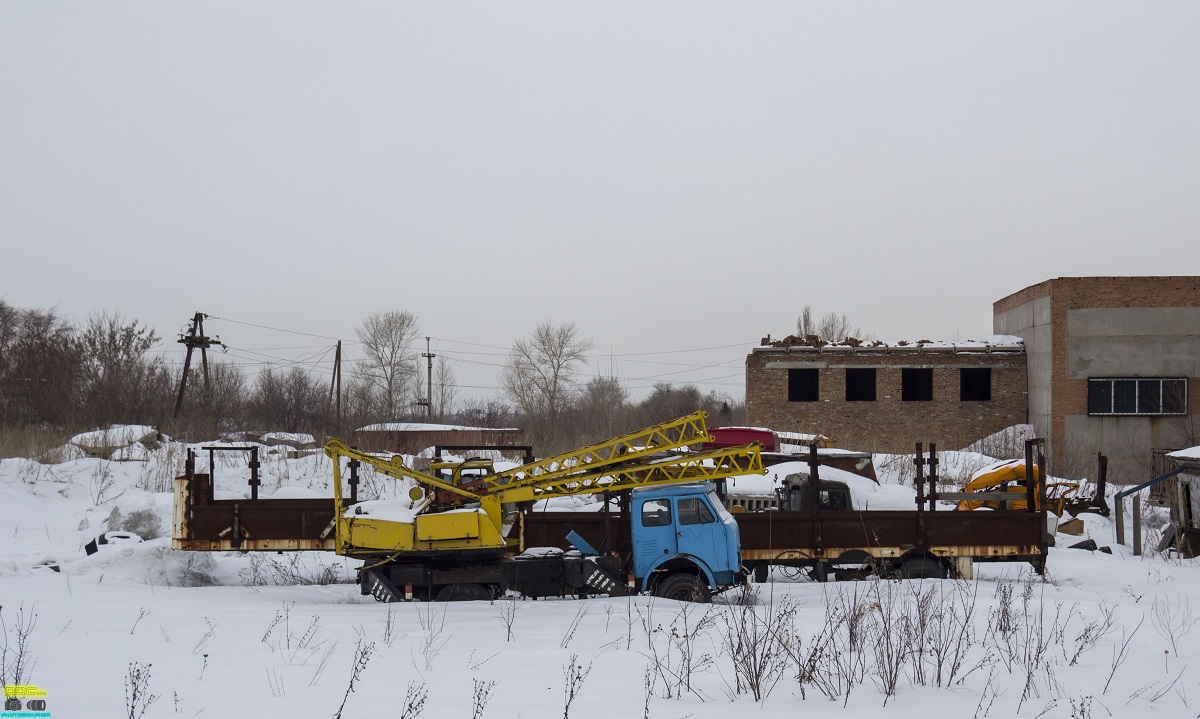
[754,334,1024,353]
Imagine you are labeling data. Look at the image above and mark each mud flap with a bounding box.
[361,568,404,603]
[581,557,626,597]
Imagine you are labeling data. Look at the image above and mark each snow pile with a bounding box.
[260,431,317,448]
[68,424,162,458]
[963,423,1038,457]
[1168,445,1200,462]
[346,499,419,524]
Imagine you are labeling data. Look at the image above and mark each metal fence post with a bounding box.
[1133,493,1142,556]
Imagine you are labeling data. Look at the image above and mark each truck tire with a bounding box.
[900,557,947,580]
[752,564,770,584]
[653,573,712,603]
[434,583,493,602]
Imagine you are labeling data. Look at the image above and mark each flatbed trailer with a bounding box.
[174,439,1049,588]
[518,504,1046,581]
[519,443,1050,581]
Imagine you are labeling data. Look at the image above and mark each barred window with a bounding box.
[1087,378,1187,416]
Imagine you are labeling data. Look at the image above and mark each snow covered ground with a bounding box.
[2,442,1198,718]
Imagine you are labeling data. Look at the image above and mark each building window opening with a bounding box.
[960,368,992,401]
[845,368,877,401]
[788,368,819,402]
[1088,378,1187,416]
[902,368,933,401]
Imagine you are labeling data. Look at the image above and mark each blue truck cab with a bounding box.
[630,483,743,600]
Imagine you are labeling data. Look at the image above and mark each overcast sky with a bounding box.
[3,3,1198,401]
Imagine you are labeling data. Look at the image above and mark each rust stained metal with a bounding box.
[173,447,352,553]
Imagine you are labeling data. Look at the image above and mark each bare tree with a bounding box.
[577,374,629,441]
[354,311,420,420]
[455,397,515,429]
[796,305,870,343]
[434,356,457,421]
[0,306,84,427]
[248,366,325,433]
[80,311,164,427]
[502,322,594,450]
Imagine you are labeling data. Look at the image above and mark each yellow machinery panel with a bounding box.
[416,511,481,541]
[343,517,417,552]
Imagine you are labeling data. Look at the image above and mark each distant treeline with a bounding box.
[0,302,743,455]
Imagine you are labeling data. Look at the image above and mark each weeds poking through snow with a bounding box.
[130,607,149,635]
[400,680,428,719]
[560,603,588,649]
[415,601,449,671]
[720,591,795,702]
[471,677,497,719]
[333,639,375,719]
[382,604,399,647]
[495,599,518,643]
[266,667,285,697]
[125,661,158,719]
[310,643,338,686]
[89,459,116,506]
[192,617,216,655]
[0,603,37,689]
[561,653,592,719]
[1151,593,1196,657]
[265,603,326,666]
[643,667,653,718]
[1103,615,1143,694]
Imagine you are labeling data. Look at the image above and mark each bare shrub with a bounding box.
[124,661,158,719]
[89,459,117,505]
[333,639,375,719]
[719,592,797,702]
[262,603,327,666]
[1151,594,1196,657]
[561,653,593,719]
[0,604,37,688]
[245,553,348,586]
[415,602,449,671]
[471,677,497,719]
[400,680,428,719]
[494,599,518,643]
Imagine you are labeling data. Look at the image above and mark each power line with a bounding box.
[207,315,355,343]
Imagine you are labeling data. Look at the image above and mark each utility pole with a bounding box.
[326,340,342,438]
[422,336,435,421]
[173,312,222,421]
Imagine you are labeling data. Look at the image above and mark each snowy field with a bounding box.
[2,439,1198,718]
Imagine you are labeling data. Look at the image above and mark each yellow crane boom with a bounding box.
[323,413,763,557]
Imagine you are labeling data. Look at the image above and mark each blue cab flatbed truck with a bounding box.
[496,483,743,602]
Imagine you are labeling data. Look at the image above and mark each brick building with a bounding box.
[994,276,1200,483]
[353,422,524,455]
[745,339,1028,453]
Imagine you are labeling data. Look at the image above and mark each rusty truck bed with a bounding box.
[517,508,1046,569]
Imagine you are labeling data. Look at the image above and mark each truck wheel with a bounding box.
[653,573,712,603]
[434,583,492,602]
[900,557,947,579]
[752,564,770,584]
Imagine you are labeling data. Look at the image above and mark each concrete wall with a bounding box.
[994,295,1050,438]
[1060,306,1200,482]
[996,277,1200,483]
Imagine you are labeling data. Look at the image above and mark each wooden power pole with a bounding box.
[173,312,222,421]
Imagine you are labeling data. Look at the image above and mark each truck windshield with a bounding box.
[707,490,736,524]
